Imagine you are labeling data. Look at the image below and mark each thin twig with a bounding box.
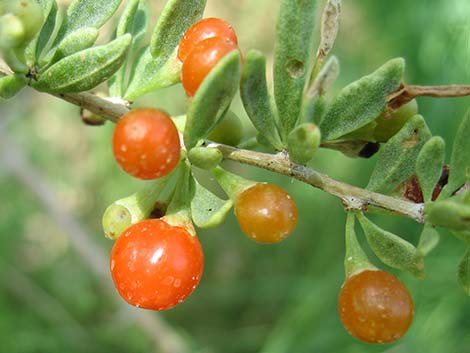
[388,84,470,110]
[210,143,425,223]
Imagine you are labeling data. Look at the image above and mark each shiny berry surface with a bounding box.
[110,219,204,310]
[235,183,298,244]
[181,37,239,97]
[112,109,180,180]
[338,270,414,343]
[178,17,238,62]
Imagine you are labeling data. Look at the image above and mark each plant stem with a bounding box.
[6,66,463,223]
[209,143,425,223]
[388,84,470,110]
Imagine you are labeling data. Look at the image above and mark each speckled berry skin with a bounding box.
[110,219,204,311]
[234,183,298,244]
[181,36,239,97]
[338,270,414,344]
[112,109,181,180]
[178,17,238,62]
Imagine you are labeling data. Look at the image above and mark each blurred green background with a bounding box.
[1,1,469,352]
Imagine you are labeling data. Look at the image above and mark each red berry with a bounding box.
[234,183,298,244]
[112,108,180,180]
[338,270,414,343]
[110,219,204,310]
[178,17,238,62]
[181,36,239,97]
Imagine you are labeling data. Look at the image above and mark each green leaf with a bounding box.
[416,136,445,201]
[240,50,283,150]
[24,0,58,65]
[0,74,26,99]
[320,58,404,141]
[184,51,241,149]
[109,0,150,97]
[33,34,131,93]
[124,46,181,100]
[417,224,440,256]
[150,0,206,60]
[53,0,122,47]
[45,27,99,65]
[274,0,317,138]
[191,179,233,229]
[458,246,470,295]
[304,95,327,125]
[287,123,321,165]
[442,111,470,198]
[344,212,375,278]
[367,115,431,194]
[357,213,425,279]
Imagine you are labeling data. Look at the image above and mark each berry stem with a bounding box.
[344,212,376,277]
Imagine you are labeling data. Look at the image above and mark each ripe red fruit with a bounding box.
[234,183,298,243]
[181,36,239,97]
[178,17,238,62]
[112,108,181,180]
[338,270,414,343]
[110,219,204,310]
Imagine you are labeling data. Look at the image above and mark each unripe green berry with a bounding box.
[102,204,132,240]
[0,14,25,49]
[3,0,43,45]
[188,146,223,170]
[287,123,321,165]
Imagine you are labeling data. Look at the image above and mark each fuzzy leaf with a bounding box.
[124,46,181,100]
[357,213,425,279]
[150,0,206,60]
[46,27,99,64]
[442,111,470,198]
[320,58,404,141]
[416,136,445,201]
[367,115,431,194]
[317,0,341,59]
[417,224,440,256]
[458,246,470,295]
[0,74,26,99]
[24,0,57,64]
[33,34,131,93]
[191,180,233,229]
[53,0,122,47]
[109,0,150,97]
[184,51,241,149]
[240,50,283,150]
[274,0,317,138]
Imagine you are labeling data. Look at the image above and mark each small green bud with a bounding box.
[3,0,43,44]
[287,123,321,164]
[0,14,25,49]
[374,99,419,142]
[208,111,244,146]
[102,176,171,240]
[425,190,470,232]
[188,147,223,170]
[102,204,132,240]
